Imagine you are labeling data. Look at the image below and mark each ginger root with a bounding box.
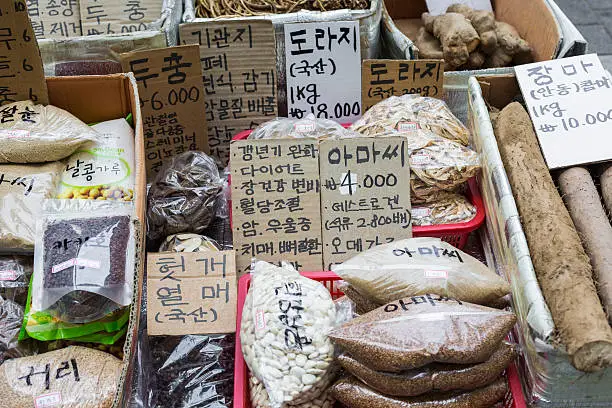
[447,4,497,55]
[467,50,486,69]
[415,27,444,60]
[422,12,480,69]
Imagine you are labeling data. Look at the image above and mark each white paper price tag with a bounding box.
[284,21,362,123]
[425,0,492,15]
[515,54,612,169]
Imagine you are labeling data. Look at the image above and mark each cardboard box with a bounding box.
[467,74,612,406]
[46,73,146,407]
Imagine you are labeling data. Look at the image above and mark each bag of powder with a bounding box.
[241,261,337,408]
[0,346,122,408]
[337,342,517,397]
[332,237,510,306]
[0,162,63,250]
[0,101,98,164]
[329,295,516,372]
[31,200,135,325]
[331,375,508,408]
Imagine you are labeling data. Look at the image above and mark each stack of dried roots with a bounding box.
[415,4,532,71]
[196,0,369,18]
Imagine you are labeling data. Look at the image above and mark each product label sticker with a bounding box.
[35,392,62,408]
[397,121,421,132]
[60,152,131,187]
[0,129,31,139]
[0,270,17,281]
[424,270,449,279]
[411,152,432,165]
[52,258,101,274]
[255,308,266,331]
[295,122,316,133]
[411,207,432,218]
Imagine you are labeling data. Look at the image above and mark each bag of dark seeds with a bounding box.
[31,200,135,325]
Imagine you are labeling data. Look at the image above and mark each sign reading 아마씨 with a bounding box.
[0,0,48,105]
[147,251,237,336]
[515,54,612,169]
[285,21,361,124]
[362,59,444,112]
[120,45,208,179]
[320,137,412,269]
[425,0,492,15]
[231,139,323,276]
[180,21,278,166]
[26,0,82,39]
[80,0,162,36]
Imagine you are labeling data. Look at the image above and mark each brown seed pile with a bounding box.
[330,375,508,408]
[195,0,370,18]
[337,342,517,396]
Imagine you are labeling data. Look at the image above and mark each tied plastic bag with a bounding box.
[147,151,224,242]
[0,162,63,249]
[331,376,508,408]
[411,193,476,226]
[350,95,470,145]
[0,346,122,408]
[332,237,510,306]
[241,261,337,408]
[248,114,358,140]
[328,295,516,372]
[31,200,135,325]
[0,101,99,163]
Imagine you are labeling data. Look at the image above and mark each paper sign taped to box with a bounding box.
[180,20,278,166]
[515,54,612,169]
[147,251,237,336]
[120,44,209,180]
[0,0,48,105]
[362,60,444,112]
[27,0,82,39]
[80,0,162,36]
[231,138,323,276]
[320,137,412,269]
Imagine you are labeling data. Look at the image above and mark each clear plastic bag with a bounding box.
[0,162,63,250]
[147,151,224,242]
[332,237,510,306]
[32,200,135,324]
[0,294,24,352]
[0,346,122,408]
[328,295,516,372]
[159,233,221,253]
[248,114,359,140]
[411,193,477,226]
[0,255,33,289]
[0,101,99,163]
[350,95,470,145]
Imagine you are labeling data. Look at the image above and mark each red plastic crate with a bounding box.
[229,128,485,249]
[234,272,527,408]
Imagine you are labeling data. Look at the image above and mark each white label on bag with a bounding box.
[397,121,420,132]
[411,207,432,218]
[411,152,432,165]
[35,392,62,408]
[52,258,101,274]
[0,129,30,139]
[0,270,17,281]
[255,309,267,331]
[425,270,448,279]
[295,122,316,133]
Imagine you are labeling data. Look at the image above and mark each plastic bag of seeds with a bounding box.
[331,375,508,408]
[0,346,122,408]
[149,334,235,408]
[159,233,221,253]
[0,100,99,164]
[332,237,510,306]
[241,261,337,408]
[336,342,517,397]
[147,151,224,242]
[57,118,135,202]
[411,193,477,226]
[248,114,358,140]
[350,95,470,145]
[31,200,135,324]
[0,162,63,250]
[0,294,24,352]
[0,256,33,307]
[329,295,516,372]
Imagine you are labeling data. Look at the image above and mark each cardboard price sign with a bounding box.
[515,54,612,169]
[120,45,208,180]
[80,0,161,36]
[0,0,48,105]
[320,137,412,269]
[425,0,492,15]
[147,251,237,336]
[285,21,361,123]
[27,0,82,39]
[362,60,444,112]
[231,139,323,276]
[180,20,278,166]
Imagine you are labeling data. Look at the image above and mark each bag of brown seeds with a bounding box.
[331,375,508,408]
[328,294,516,372]
[336,342,517,397]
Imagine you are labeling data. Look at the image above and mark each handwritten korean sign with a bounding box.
[362,59,444,112]
[285,21,361,124]
[0,0,48,105]
[515,54,612,169]
[231,139,323,276]
[147,251,237,336]
[120,45,208,179]
[26,0,82,39]
[180,20,278,166]
[320,137,412,269]
[80,0,161,36]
